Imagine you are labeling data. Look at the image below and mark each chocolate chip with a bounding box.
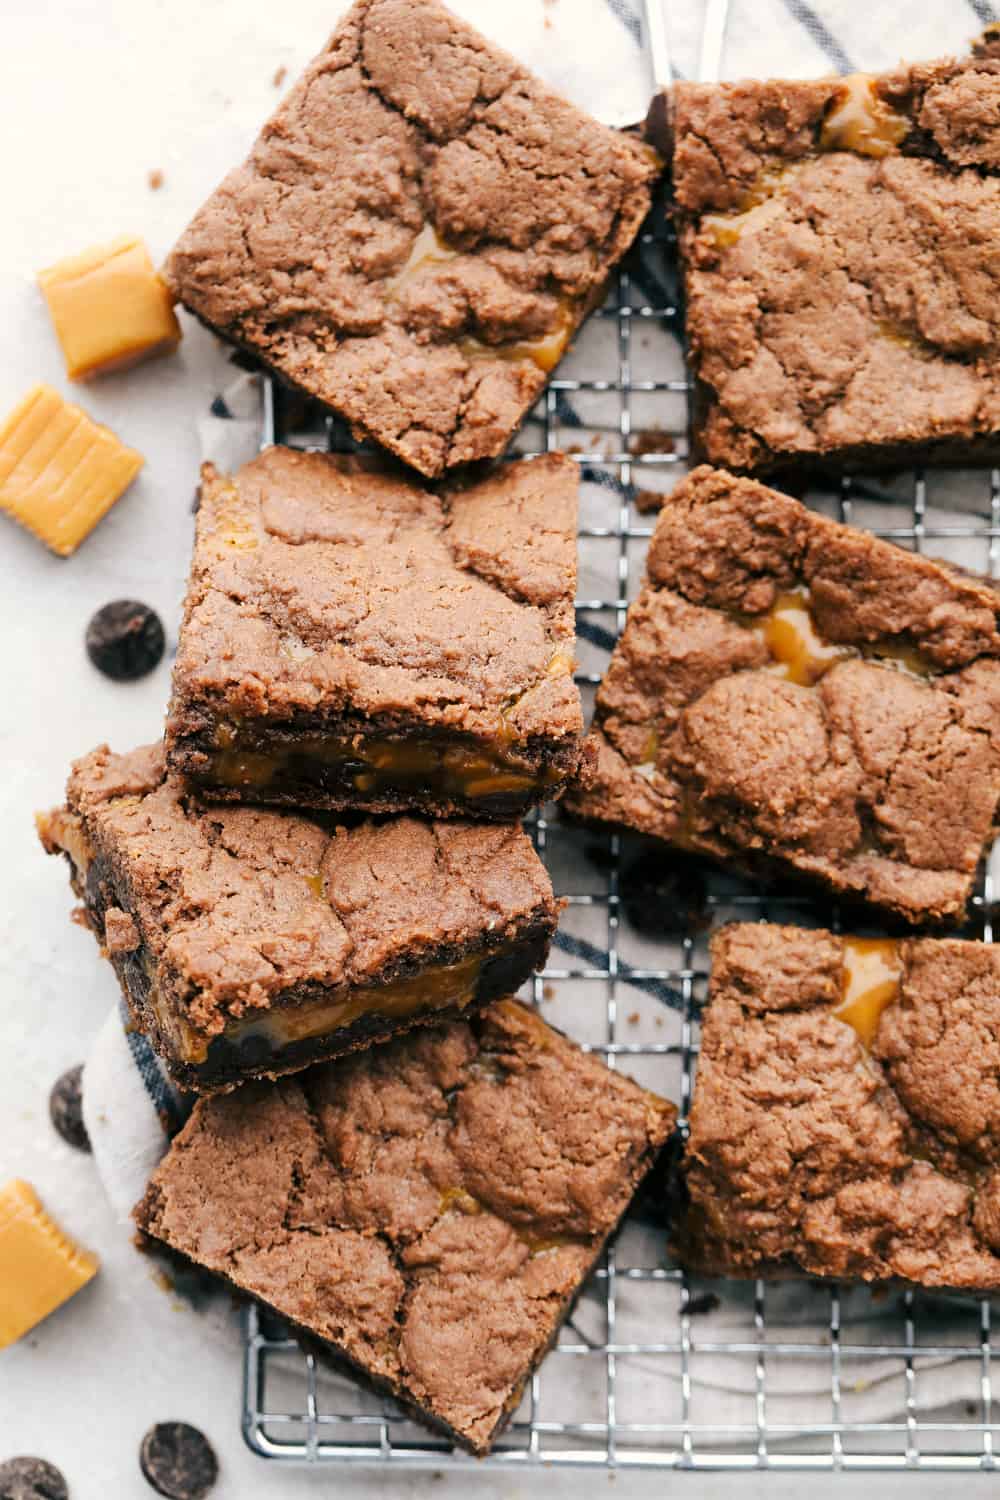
[0,1456,68,1500]
[620,849,710,938]
[86,601,165,681]
[49,1065,90,1152]
[139,1424,218,1500]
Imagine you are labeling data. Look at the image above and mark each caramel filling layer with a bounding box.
[388,223,574,373]
[207,728,560,804]
[833,937,901,1047]
[819,74,909,158]
[182,952,485,1066]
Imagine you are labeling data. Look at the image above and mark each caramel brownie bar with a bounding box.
[135,1001,675,1453]
[670,47,1000,472]
[165,448,583,821]
[564,466,1000,925]
[677,923,1000,1288]
[38,744,558,1093]
[164,0,658,478]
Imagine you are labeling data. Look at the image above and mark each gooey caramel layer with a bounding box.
[207,728,559,805]
[184,952,485,1066]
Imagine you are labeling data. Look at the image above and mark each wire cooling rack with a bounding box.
[240,5,1000,1475]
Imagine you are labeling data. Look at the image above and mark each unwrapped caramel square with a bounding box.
[0,384,144,555]
[0,1179,98,1348]
[39,235,181,381]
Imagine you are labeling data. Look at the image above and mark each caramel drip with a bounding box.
[437,1186,570,1256]
[833,937,902,1047]
[388,223,573,373]
[747,587,934,686]
[819,74,909,158]
[757,590,852,686]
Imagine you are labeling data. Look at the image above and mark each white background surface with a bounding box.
[0,0,995,1495]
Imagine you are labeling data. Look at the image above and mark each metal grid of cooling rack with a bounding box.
[240,9,1000,1474]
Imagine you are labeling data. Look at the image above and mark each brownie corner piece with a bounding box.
[670,55,1000,473]
[679,921,1000,1289]
[563,464,1000,924]
[40,742,559,1092]
[134,1000,676,1453]
[165,446,584,821]
[163,0,658,477]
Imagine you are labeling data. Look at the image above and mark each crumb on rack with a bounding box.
[148,169,164,191]
[627,1011,640,1025]
[634,488,665,513]
[542,982,555,1001]
[629,428,675,457]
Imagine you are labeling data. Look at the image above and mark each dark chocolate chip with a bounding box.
[0,1456,69,1500]
[620,849,710,938]
[48,1065,90,1152]
[685,1291,721,1318]
[139,1424,218,1500]
[86,601,165,682]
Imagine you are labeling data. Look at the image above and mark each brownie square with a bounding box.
[135,1001,675,1453]
[670,51,1000,473]
[564,466,1000,924]
[164,0,658,478]
[678,922,1000,1289]
[165,447,584,821]
[38,743,558,1093]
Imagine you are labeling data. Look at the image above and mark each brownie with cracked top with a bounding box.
[135,1000,675,1453]
[564,466,1000,925]
[38,743,558,1093]
[164,0,658,478]
[669,48,1000,472]
[677,923,1000,1288]
[165,447,583,821]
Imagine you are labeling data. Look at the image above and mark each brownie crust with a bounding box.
[135,1001,675,1453]
[164,0,657,477]
[39,743,559,1092]
[679,923,1000,1289]
[165,447,584,821]
[564,466,1000,924]
[671,53,1000,473]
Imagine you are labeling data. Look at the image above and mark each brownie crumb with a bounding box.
[542,983,556,1000]
[629,430,674,457]
[634,488,666,514]
[147,169,164,191]
[272,65,287,87]
[626,1011,640,1025]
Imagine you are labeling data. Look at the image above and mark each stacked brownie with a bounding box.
[38,0,675,1457]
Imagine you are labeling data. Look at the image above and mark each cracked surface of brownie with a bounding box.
[165,447,583,820]
[38,743,558,1092]
[678,923,1000,1288]
[564,466,1000,924]
[670,50,1000,472]
[164,0,657,477]
[135,1000,675,1453]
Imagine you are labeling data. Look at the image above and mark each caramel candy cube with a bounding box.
[38,235,181,381]
[0,384,144,556]
[0,1179,98,1348]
